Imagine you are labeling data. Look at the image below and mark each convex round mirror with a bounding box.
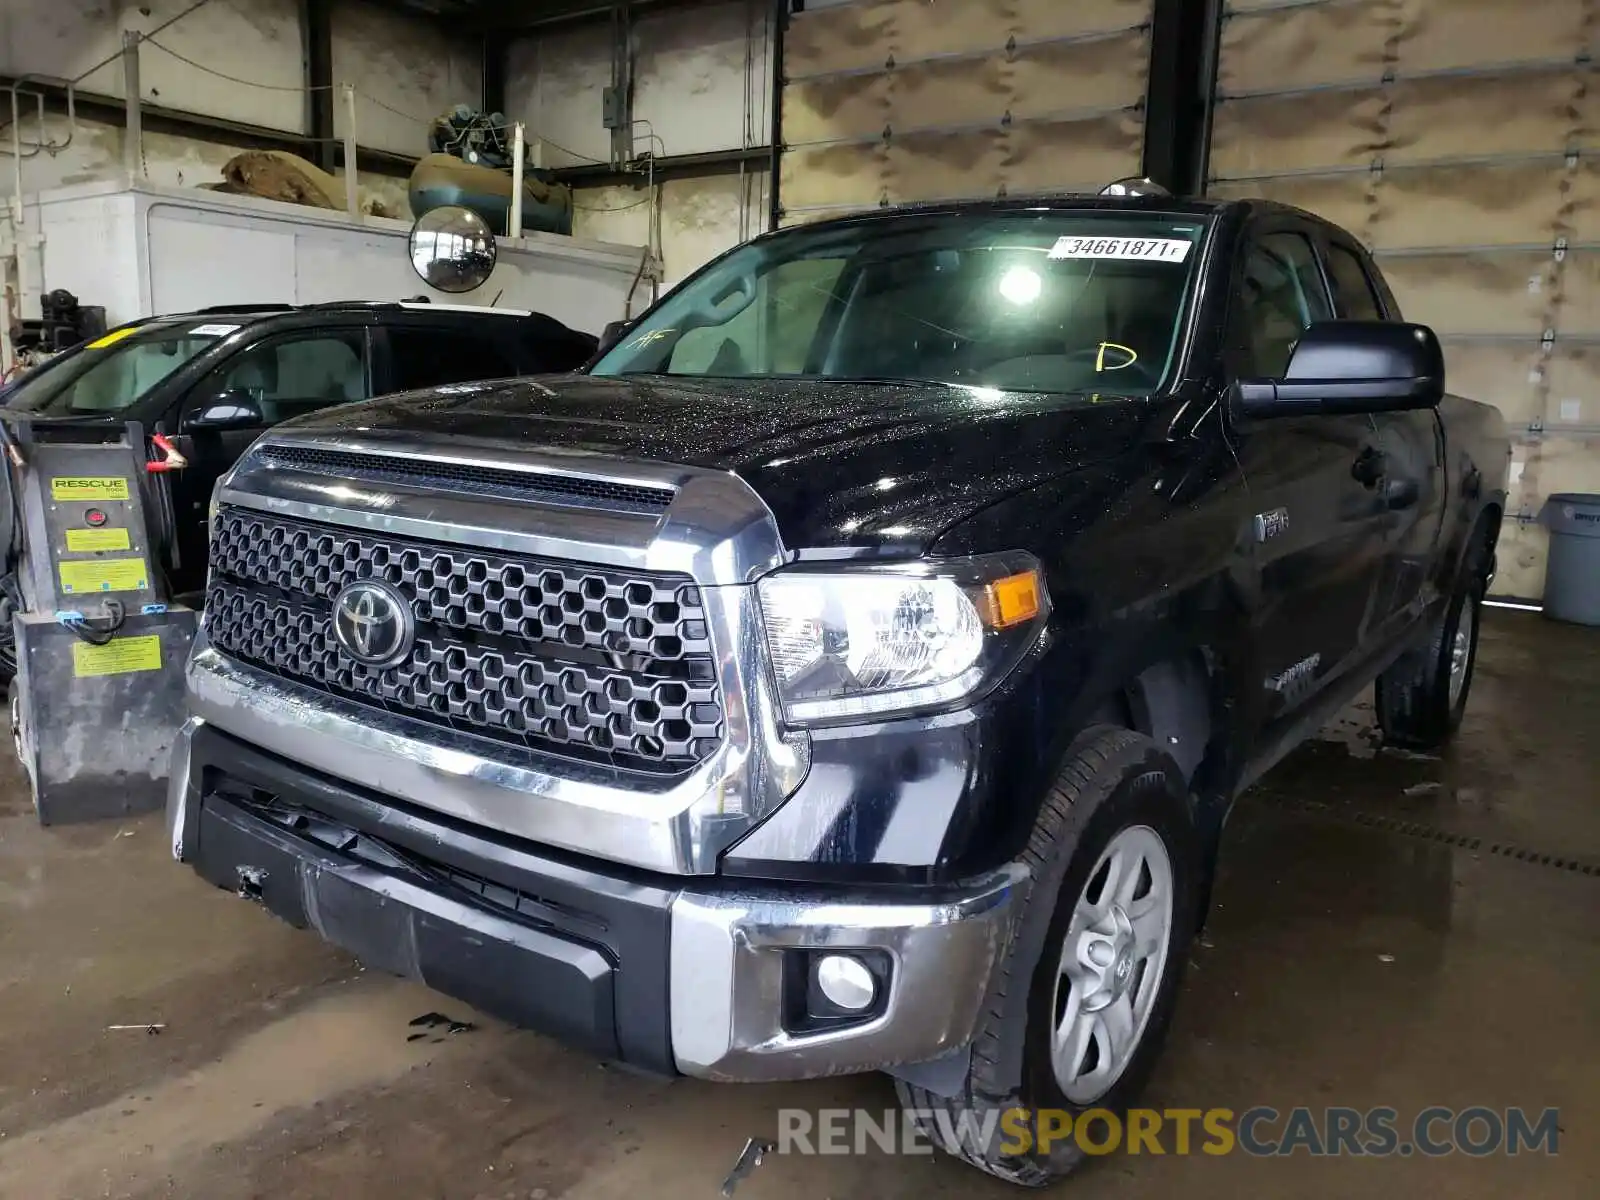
[1098,176,1171,198]
[409,205,497,293]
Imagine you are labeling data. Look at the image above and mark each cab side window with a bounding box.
[206,330,369,424]
[1325,243,1386,321]
[1236,232,1333,378]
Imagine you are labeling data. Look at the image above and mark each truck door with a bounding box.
[1227,227,1390,723]
[166,327,372,592]
[1321,238,1448,635]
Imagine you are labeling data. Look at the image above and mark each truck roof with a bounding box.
[770,193,1264,236]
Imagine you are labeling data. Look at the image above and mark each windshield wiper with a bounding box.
[622,371,976,390]
[821,375,973,390]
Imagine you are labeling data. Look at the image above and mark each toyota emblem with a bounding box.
[331,580,414,668]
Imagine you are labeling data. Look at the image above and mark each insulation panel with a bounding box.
[779,0,1154,222]
[1212,0,1596,598]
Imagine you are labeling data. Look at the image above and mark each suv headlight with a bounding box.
[756,552,1050,725]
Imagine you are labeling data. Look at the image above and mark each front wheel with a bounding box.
[896,726,1199,1186]
[1375,572,1482,750]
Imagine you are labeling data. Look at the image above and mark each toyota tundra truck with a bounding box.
[167,194,1508,1185]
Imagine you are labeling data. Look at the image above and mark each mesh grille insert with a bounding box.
[206,506,722,774]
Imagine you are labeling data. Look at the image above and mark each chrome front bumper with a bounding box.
[183,624,808,876]
[168,716,1025,1080]
[670,864,1026,1081]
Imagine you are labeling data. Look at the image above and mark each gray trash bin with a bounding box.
[1541,493,1600,626]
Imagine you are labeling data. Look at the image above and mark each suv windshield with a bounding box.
[5,321,231,416]
[590,211,1207,394]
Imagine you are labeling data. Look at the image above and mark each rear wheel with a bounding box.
[1375,569,1483,750]
[895,727,1198,1186]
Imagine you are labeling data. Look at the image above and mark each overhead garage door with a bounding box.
[778,0,1154,224]
[1209,0,1597,600]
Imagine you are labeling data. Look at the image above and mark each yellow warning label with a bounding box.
[72,634,162,678]
[65,527,132,553]
[58,556,148,594]
[50,476,130,502]
[86,326,139,350]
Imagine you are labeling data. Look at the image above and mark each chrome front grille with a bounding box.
[205,505,724,774]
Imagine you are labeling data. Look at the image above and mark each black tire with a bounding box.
[1375,570,1483,750]
[895,726,1199,1186]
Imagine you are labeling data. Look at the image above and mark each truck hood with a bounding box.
[285,375,1164,553]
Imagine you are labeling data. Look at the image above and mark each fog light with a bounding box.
[816,954,876,1011]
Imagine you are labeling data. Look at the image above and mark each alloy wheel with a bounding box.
[1049,824,1175,1104]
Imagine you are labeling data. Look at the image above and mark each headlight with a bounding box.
[757,552,1050,724]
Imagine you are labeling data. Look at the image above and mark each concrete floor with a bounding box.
[0,610,1596,1199]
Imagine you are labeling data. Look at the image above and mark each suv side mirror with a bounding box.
[1235,320,1445,418]
[597,320,630,355]
[183,391,265,432]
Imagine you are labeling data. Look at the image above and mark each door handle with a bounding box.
[1351,445,1385,488]
[1383,478,1420,510]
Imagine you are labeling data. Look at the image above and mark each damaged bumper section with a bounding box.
[168,719,1025,1082]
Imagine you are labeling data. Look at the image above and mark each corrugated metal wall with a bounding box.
[778,0,1155,223]
[1209,0,1598,600]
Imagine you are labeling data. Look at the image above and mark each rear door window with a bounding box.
[1325,243,1386,321]
[390,328,518,391]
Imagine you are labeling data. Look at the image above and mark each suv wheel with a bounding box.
[1375,568,1483,750]
[895,726,1199,1186]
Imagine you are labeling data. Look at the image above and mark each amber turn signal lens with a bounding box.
[981,570,1043,630]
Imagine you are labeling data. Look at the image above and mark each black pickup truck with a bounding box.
[167,195,1508,1185]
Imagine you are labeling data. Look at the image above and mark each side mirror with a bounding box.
[1235,321,1445,418]
[597,320,630,354]
[184,392,265,432]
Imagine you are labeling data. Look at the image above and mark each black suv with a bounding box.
[1,301,596,593]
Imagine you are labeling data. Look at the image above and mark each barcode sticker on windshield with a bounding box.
[1047,236,1193,263]
[189,323,241,337]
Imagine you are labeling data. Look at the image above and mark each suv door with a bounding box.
[166,327,371,590]
[1226,224,1391,724]
[1322,235,1448,633]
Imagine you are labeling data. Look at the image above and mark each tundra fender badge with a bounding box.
[1254,508,1289,542]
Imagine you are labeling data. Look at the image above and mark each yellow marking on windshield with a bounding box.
[628,328,675,349]
[86,327,139,350]
[1095,342,1139,372]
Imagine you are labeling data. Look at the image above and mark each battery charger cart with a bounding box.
[1,418,199,823]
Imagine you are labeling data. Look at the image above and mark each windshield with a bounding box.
[590,211,1207,395]
[4,321,232,416]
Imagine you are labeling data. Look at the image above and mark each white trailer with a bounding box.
[9,179,652,355]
